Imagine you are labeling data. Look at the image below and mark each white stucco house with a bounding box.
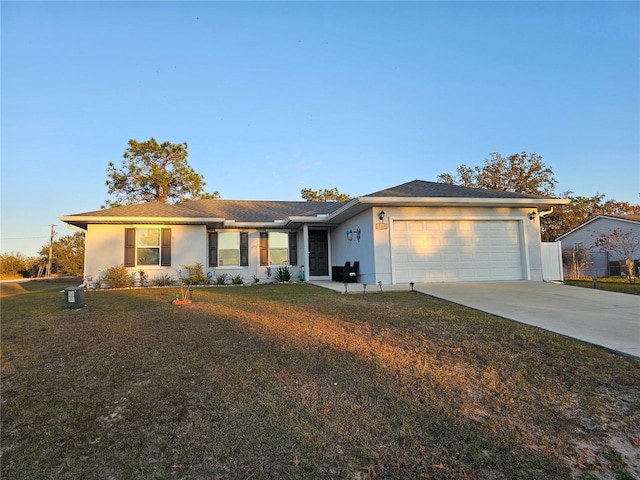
[60,180,569,286]
[555,215,640,277]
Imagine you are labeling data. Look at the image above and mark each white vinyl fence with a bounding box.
[541,242,564,281]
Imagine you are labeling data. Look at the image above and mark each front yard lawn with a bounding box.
[1,283,638,479]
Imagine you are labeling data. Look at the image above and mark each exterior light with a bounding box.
[378,210,385,223]
[529,211,537,220]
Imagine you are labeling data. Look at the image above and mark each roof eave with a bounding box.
[59,215,226,229]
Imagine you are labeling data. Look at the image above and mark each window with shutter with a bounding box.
[209,232,218,267]
[260,232,269,266]
[124,229,135,267]
[288,232,297,265]
[124,228,171,266]
[240,232,249,266]
[161,229,171,266]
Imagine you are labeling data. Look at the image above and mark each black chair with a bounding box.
[344,261,359,283]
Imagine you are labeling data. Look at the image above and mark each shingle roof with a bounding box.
[364,179,550,199]
[183,199,346,222]
[62,179,563,227]
[65,199,346,222]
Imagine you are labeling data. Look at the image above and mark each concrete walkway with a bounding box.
[309,280,640,359]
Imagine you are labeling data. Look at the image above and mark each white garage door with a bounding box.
[392,220,523,283]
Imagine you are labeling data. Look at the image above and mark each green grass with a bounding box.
[564,277,640,295]
[2,284,639,479]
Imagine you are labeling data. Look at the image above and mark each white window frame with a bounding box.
[218,232,240,267]
[136,229,161,266]
[269,232,289,265]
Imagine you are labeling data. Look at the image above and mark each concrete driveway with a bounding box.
[416,281,640,359]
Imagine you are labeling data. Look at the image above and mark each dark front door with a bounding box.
[308,230,329,276]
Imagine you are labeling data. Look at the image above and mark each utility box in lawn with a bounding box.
[64,286,86,308]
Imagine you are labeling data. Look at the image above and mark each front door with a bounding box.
[308,230,329,276]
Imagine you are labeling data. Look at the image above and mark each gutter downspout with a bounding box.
[537,207,554,218]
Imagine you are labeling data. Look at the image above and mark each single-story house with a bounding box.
[555,214,640,277]
[60,180,569,286]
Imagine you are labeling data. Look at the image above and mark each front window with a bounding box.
[269,232,289,265]
[137,229,160,265]
[218,232,240,266]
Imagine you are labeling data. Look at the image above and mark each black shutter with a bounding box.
[240,232,249,266]
[288,232,297,266]
[124,228,135,267]
[161,229,171,266]
[260,232,269,266]
[209,232,218,267]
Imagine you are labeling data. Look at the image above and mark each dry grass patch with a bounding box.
[1,284,638,479]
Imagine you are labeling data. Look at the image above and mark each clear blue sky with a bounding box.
[2,1,639,257]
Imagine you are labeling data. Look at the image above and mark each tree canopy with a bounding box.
[438,152,557,196]
[301,187,351,202]
[38,232,85,276]
[438,152,640,241]
[105,138,218,207]
[540,192,640,241]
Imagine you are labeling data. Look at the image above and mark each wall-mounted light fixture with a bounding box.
[356,226,361,242]
[378,210,385,223]
[346,229,353,241]
[529,211,537,221]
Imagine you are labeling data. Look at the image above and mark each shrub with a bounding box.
[214,273,228,285]
[274,266,292,282]
[101,265,133,289]
[152,273,177,286]
[180,263,207,285]
[231,274,244,285]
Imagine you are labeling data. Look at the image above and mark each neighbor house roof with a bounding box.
[60,179,568,230]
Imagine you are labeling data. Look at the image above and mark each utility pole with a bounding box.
[47,224,56,277]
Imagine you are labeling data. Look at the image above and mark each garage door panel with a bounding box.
[393,220,523,283]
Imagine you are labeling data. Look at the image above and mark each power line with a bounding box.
[0,236,50,240]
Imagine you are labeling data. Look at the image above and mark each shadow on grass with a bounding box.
[2,284,638,479]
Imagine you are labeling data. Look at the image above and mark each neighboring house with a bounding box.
[60,180,568,286]
[555,215,640,278]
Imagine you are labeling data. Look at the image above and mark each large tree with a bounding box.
[38,232,85,276]
[438,152,557,196]
[301,187,351,202]
[541,193,640,241]
[105,138,216,207]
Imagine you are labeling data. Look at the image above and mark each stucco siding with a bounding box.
[84,224,207,284]
[331,209,377,284]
